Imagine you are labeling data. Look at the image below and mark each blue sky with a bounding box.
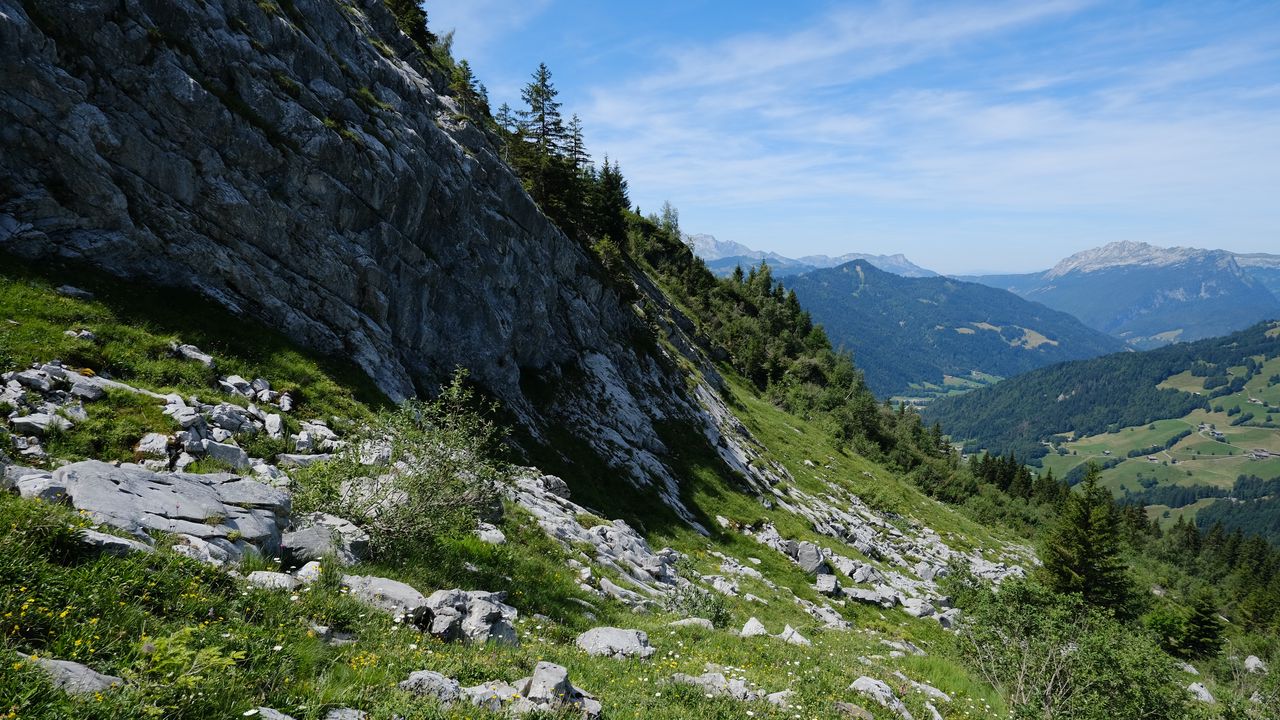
[428,0,1280,274]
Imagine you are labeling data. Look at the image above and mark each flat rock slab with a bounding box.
[51,460,289,559]
[18,653,122,694]
[575,627,656,659]
[246,571,301,591]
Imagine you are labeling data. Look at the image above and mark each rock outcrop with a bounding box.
[0,0,725,522]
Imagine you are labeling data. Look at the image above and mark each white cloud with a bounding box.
[566,1,1280,269]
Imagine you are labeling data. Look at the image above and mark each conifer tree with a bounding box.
[519,63,565,159]
[1041,464,1137,615]
[384,0,435,50]
[449,60,484,119]
[1180,593,1224,658]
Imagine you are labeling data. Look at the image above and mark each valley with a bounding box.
[933,325,1280,540]
[1,1,1278,719]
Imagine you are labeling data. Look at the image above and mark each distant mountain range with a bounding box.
[685,234,937,278]
[965,241,1280,349]
[785,261,1124,398]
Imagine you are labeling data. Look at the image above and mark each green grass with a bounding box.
[1041,363,1280,503]
[0,252,387,465]
[0,482,1014,720]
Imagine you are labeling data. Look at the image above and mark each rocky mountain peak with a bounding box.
[1045,240,1237,279]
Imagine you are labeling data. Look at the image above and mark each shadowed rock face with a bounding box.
[0,0,627,405]
[0,0,712,512]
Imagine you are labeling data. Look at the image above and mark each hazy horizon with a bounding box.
[431,0,1280,276]
[682,232,1279,277]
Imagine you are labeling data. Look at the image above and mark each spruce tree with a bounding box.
[449,60,484,119]
[384,0,435,50]
[1041,464,1136,615]
[1180,593,1224,658]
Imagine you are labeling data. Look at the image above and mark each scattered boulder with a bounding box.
[767,689,796,708]
[462,662,600,718]
[1188,682,1215,704]
[399,670,461,704]
[277,453,332,468]
[322,710,366,720]
[816,573,841,596]
[295,561,324,584]
[740,617,769,638]
[834,702,875,719]
[850,676,914,720]
[202,440,250,471]
[669,618,714,630]
[171,343,215,369]
[55,285,94,300]
[795,541,831,574]
[669,671,760,702]
[420,589,519,646]
[281,512,370,566]
[476,522,506,545]
[342,574,427,621]
[11,412,73,436]
[17,653,122,694]
[251,709,295,720]
[893,671,951,702]
[134,433,171,458]
[246,571,301,591]
[79,529,153,557]
[576,627,655,659]
[936,608,962,629]
[1245,655,1268,674]
[901,598,935,618]
[777,625,811,646]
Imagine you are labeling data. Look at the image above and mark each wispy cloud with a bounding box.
[432,0,1280,270]
[566,1,1280,268]
[428,0,553,62]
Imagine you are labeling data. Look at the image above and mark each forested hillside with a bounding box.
[925,321,1280,461]
[784,261,1122,398]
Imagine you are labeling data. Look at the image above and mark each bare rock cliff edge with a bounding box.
[0,0,735,519]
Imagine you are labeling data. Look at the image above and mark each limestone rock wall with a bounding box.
[0,0,709,505]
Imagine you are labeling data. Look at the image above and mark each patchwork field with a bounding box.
[894,370,1002,407]
[1040,355,1280,524]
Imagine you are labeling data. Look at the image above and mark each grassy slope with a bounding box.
[0,252,386,464]
[1,261,1015,718]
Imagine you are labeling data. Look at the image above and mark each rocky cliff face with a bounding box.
[0,0,725,514]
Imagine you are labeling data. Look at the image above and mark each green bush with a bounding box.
[291,369,506,558]
[663,584,731,629]
[953,578,1188,720]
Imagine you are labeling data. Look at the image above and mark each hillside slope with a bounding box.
[785,261,1124,398]
[2,2,1277,718]
[967,242,1280,349]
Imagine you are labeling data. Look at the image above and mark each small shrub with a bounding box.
[664,584,731,628]
[292,368,506,558]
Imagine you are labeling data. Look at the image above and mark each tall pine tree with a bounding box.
[1041,464,1137,616]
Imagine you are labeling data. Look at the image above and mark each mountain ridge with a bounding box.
[685,233,938,278]
[785,260,1125,398]
[966,241,1280,348]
